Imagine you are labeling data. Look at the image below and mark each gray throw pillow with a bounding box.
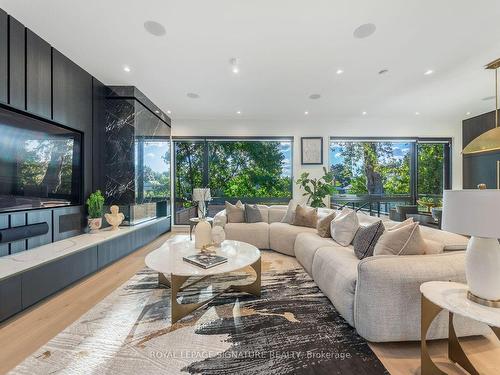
[244,204,263,223]
[225,201,245,223]
[281,200,297,224]
[353,220,385,259]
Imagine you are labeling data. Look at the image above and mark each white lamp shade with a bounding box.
[192,188,211,201]
[442,190,500,238]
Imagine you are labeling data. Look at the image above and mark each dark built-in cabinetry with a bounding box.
[462,111,500,189]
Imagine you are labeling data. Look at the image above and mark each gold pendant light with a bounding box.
[463,58,500,155]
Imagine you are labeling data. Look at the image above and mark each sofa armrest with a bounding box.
[213,209,227,227]
[354,252,487,342]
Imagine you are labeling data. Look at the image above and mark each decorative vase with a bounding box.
[194,219,212,249]
[105,205,125,230]
[88,217,102,233]
[211,226,226,247]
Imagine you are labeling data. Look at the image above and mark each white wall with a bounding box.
[172,117,463,200]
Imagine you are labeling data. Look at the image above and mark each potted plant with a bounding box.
[86,190,105,233]
[417,196,436,213]
[431,199,443,221]
[295,167,335,208]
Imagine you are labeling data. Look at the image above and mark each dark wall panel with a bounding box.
[0,275,22,321]
[26,29,51,118]
[8,16,26,109]
[22,246,97,308]
[27,210,53,249]
[463,152,500,189]
[0,9,7,103]
[463,111,496,147]
[92,78,108,192]
[9,212,26,253]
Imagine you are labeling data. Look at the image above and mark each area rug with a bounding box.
[10,242,388,375]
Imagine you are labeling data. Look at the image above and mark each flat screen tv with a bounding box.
[0,107,82,213]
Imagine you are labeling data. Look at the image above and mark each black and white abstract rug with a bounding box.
[11,244,388,375]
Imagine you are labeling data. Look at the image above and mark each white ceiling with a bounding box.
[1,0,500,124]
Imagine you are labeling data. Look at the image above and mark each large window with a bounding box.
[329,138,451,214]
[174,137,293,224]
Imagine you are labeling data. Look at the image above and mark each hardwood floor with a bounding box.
[1,228,499,375]
[0,231,177,375]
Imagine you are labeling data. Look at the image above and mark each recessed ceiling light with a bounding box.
[415,111,420,115]
[378,69,389,75]
[336,69,344,75]
[123,65,131,72]
[144,21,166,36]
[187,92,200,99]
[362,111,367,115]
[424,69,434,75]
[167,110,172,115]
[154,110,160,114]
[309,94,321,100]
[482,95,495,101]
[232,66,239,74]
[229,58,240,74]
[304,111,309,115]
[466,111,471,115]
[236,110,241,115]
[353,23,376,39]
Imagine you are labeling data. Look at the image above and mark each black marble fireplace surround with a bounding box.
[0,7,172,255]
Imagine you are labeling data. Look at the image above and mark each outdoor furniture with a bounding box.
[389,205,418,222]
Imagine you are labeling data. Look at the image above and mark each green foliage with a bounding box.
[86,190,105,218]
[417,144,444,195]
[175,141,292,206]
[296,167,335,207]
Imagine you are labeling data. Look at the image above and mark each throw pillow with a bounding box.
[424,239,445,255]
[373,222,428,256]
[317,211,336,238]
[225,201,245,223]
[330,208,360,246]
[385,217,414,231]
[244,204,263,223]
[281,200,298,224]
[293,205,318,228]
[353,220,385,259]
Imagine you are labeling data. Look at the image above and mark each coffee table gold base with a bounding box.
[165,257,261,324]
[421,294,500,375]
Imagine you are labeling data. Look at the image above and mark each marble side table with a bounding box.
[420,281,500,375]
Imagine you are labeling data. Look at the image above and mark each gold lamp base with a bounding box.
[467,291,500,308]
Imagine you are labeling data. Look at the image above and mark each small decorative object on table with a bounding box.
[86,190,105,233]
[105,205,125,230]
[183,253,228,269]
[194,218,213,249]
[192,188,212,218]
[211,225,226,246]
[442,187,500,307]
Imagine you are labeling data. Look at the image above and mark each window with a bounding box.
[174,138,293,224]
[329,138,451,214]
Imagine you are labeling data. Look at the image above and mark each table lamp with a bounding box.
[192,188,211,219]
[442,189,500,307]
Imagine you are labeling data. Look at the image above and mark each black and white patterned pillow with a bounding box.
[353,220,385,259]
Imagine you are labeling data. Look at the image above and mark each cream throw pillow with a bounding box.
[374,222,428,256]
[225,200,245,223]
[330,208,359,246]
[281,200,298,224]
[385,217,414,231]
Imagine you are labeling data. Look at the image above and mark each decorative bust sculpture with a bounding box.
[105,205,124,230]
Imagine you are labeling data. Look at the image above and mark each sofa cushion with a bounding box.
[293,205,318,228]
[225,201,245,223]
[419,225,469,251]
[268,205,287,223]
[269,222,317,256]
[294,232,336,275]
[353,220,385,259]
[374,222,428,256]
[224,222,270,249]
[312,246,360,326]
[281,200,298,224]
[330,208,360,246]
[244,204,263,223]
[316,211,336,238]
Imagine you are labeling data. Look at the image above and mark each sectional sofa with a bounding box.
[214,205,487,342]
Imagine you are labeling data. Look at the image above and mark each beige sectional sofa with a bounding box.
[214,205,487,342]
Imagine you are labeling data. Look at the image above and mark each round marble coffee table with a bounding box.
[145,238,261,323]
[420,281,500,375]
